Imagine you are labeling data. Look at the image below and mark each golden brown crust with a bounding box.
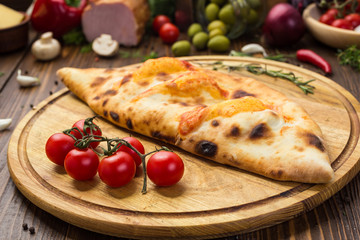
[57,57,334,183]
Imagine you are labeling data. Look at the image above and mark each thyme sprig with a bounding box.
[63,116,171,194]
[196,61,315,95]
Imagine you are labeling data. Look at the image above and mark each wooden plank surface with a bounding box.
[6,56,360,239]
[1,31,360,239]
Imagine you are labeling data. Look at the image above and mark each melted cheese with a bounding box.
[132,57,190,85]
[205,96,268,120]
[160,71,228,99]
[131,71,228,103]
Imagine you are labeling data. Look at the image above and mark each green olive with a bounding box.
[209,28,224,39]
[236,0,250,18]
[207,20,227,34]
[210,0,226,5]
[207,35,230,52]
[247,0,261,9]
[218,4,236,25]
[187,23,203,39]
[205,3,220,22]
[171,40,191,57]
[192,32,209,50]
[247,9,258,24]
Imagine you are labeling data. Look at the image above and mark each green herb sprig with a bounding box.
[229,50,295,62]
[246,65,315,95]
[196,61,315,95]
[119,50,158,62]
[337,45,360,71]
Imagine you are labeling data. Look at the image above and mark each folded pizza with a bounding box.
[57,57,334,183]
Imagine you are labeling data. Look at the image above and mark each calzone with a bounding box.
[57,57,334,183]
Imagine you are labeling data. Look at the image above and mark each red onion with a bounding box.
[262,3,306,47]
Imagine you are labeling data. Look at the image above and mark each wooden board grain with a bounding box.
[7,56,360,239]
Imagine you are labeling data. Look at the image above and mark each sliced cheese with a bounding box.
[0,4,24,29]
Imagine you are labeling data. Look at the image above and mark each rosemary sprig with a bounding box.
[229,50,295,62]
[337,45,360,71]
[196,61,315,94]
[246,65,315,95]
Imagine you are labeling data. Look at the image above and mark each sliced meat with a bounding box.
[82,0,150,46]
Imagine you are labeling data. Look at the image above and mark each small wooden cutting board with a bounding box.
[7,56,360,239]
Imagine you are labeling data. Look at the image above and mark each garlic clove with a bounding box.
[92,34,119,57]
[241,43,268,57]
[17,69,40,87]
[355,25,360,33]
[0,118,12,131]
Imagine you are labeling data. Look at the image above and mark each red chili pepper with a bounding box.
[296,49,332,75]
[31,0,87,38]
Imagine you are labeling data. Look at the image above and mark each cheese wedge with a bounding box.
[0,4,24,29]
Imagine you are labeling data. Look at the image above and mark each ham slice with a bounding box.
[82,0,150,46]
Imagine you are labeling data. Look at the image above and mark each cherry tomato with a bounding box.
[325,8,339,17]
[319,13,336,25]
[45,133,76,166]
[345,13,360,28]
[116,137,145,166]
[98,151,136,188]
[159,23,180,44]
[331,19,354,30]
[152,15,171,33]
[146,151,184,187]
[64,148,99,181]
[71,119,102,148]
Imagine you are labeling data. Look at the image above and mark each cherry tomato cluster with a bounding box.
[319,8,360,30]
[152,15,180,44]
[45,117,185,192]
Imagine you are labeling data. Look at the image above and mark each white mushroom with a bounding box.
[92,34,119,57]
[31,32,61,61]
[0,118,12,131]
[17,69,40,87]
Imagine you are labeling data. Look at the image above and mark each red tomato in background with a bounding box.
[319,13,336,25]
[159,23,180,44]
[71,119,102,148]
[146,151,184,187]
[152,15,171,33]
[345,13,360,28]
[98,151,136,188]
[64,148,99,181]
[116,137,145,166]
[325,8,339,17]
[331,19,354,30]
[45,133,76,166]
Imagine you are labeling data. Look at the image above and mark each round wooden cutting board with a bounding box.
[7,56,360,239]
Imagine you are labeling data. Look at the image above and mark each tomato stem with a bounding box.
[63,116,173,193]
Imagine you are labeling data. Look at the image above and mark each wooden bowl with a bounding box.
[0,13,30,53]
[303,3,360,49]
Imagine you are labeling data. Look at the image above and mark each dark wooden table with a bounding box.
[1,27,360,240]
